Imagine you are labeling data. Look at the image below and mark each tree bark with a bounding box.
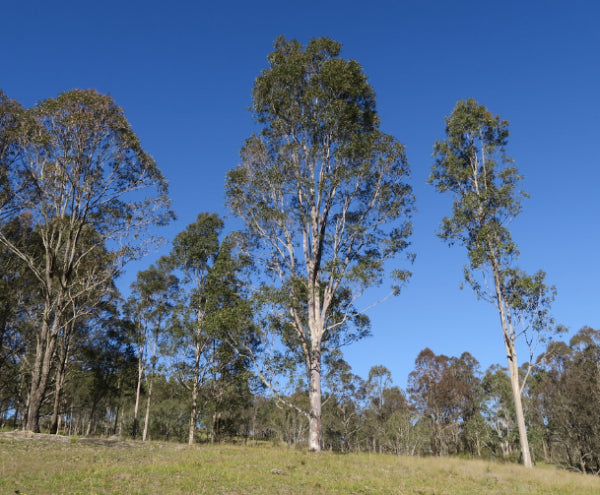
[490,254,533,468]
[26,314,59,432]
[132,358,143,439]
[50,331,70,434]
[308,346,322,451]
[188,338,202,445]
[142,375,153,442]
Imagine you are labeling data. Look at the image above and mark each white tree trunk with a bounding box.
[491,256,533,468]
[142,376,153,442]
[506,341,533,467]
[132,359,143,439]
[308,346,322,451]
[188,339,202,445]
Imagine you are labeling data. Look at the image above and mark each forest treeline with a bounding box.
[1,36,598,475]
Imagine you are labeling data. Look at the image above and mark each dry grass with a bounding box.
[1,433,599,494]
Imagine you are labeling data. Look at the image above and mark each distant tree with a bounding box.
[408,348,483,456]
[482,365,519,459]
[321,354,364,452]
[126,260,178,440]
[0,89,173,432]
[361,365,413,454]
[226,36,414,451]
[532,327,600,473]
[428,99,555,467]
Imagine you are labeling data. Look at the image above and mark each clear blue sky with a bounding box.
[3,0,598,387]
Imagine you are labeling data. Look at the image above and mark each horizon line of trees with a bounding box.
[0,35,596,475]
[1,312,598,473]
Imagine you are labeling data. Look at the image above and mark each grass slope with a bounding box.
[1,435,599,494]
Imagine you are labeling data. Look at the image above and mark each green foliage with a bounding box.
[429,98,524,270]
[227,34,414,317]
[529,327,600,473]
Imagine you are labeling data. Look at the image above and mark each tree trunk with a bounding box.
[142,373,154,442]
[188,377,199,445]
[188,341,201,445]
[490,255,533,468]
[132,358,143,439]
[50,319,73,434]
[506,342,532,467]
[26,316,59,432]
[49,350,68,434]
[49,380,62,435]
[308,347,322,452]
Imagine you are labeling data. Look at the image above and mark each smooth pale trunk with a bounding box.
[492,257,533,468]
[506,345,533,468]
[142,376,153,442]
[132,360,143,439]
[188,378,199,445]
[308,347,322,452]
[188,338,202,445]
[142,337,158,442]
[189,316,204,445]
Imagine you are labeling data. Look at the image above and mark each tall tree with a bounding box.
[0,89,173,432]
[226,36,414,451]
[168,213,256,445]
[428,98,555,467]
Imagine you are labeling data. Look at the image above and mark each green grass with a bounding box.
[1,436,599,494]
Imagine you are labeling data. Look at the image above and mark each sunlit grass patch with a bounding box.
[1,435,599,494]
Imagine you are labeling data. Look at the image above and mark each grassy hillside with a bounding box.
[1,434,599,494]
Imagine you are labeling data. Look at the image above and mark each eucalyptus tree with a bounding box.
[126,259,178,440]
[0,89,173,432]
[226,36,414,451]
[168,213,256,444]
[429,98,555,467]
[531,327,600,472]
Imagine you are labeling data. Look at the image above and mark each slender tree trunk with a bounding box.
[50,382,62,435]
[210,410,217,444]
[490,255,533,468]
[50,320,73,434]
[112,377,122,436]
[50,350,68,434]
[188,339,202,445]
[188,377,199,445]
[142,375,153,442]
[86,401,97,436]
[506,342,532,467]
[132,358,143,439]
[308,346,322,452]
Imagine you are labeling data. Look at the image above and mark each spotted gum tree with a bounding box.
[226,36,414,451]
